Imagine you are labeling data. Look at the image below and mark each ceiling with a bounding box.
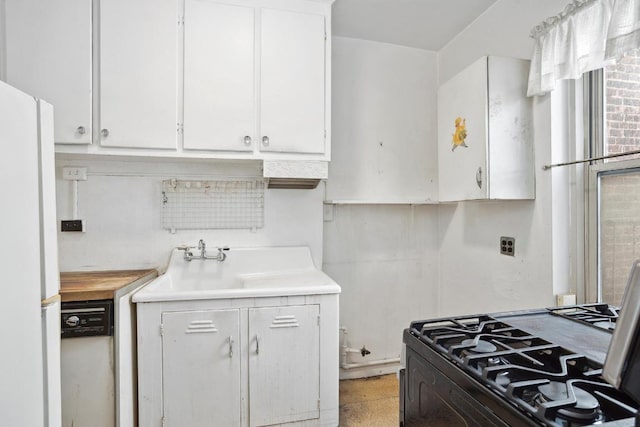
[332,0,498,51]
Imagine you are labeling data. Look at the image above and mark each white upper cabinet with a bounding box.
[437,56,534,202]
[182,1,329,157]
[99,0,179,149]
[4,0,92,144]
[260,8,326,155]
[183,0,255,152]
[3,0,333,162]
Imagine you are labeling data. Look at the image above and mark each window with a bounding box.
[587,49,640,305]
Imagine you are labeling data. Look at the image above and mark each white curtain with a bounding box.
[528,0,614,96]
[606,0,640,59]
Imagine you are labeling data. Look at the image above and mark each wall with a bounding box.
[326,0,580,377]
[324,37,439,378]
[55,156,324,271]
[327,37,438,201]
[435,0,577,316]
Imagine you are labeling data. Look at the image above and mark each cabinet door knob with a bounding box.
[243,135,252,145]
[101,129,110,138]
[77,126,86,135]
[476,167,483,189]
[261,136,270,146]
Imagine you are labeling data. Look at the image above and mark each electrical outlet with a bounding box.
[500,236,515,256]
[62,167,88,181]
[61,220,85,232]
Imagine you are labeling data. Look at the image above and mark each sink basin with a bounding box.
[133,246,340,302]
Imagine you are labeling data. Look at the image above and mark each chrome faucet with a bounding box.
[198,239,207,258]
[178,240,229,262]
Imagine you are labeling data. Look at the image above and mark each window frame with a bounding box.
[585,69,640,303]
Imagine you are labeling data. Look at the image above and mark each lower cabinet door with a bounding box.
[248,305,320,426]
[162,309,241,426]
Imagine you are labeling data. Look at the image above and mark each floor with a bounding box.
[339,374,399,426]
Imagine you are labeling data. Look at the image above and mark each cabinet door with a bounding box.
[260,9,326,154]
[4,0,92,144]
[162,309,241,426]
[183,0,255,152]
[437,57,489,201]
[100,0,178,149]
[249,305,320,426]
[486,57,534,200]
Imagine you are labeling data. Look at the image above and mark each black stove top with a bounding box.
[402,304,638,427]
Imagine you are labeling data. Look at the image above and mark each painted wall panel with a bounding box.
[327,37,438,202]
[55,158,324,271]
[436,0,575,314]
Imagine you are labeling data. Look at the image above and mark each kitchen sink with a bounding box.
[132,246,339,302]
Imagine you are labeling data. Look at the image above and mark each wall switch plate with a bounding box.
[61,219,85,232]
[323,204,335,222]
[500,236,515,256]
[62,167,88,181]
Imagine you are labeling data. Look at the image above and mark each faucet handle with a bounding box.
[198,239,206,250]
[177,244,194,251]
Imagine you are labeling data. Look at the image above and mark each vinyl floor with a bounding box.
[339,374,399,426]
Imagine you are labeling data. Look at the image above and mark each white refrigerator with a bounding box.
[0,80,61,426]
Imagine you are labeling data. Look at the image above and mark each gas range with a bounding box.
[400,304,638,427]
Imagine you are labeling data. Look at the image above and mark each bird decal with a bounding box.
[451,117,468,151]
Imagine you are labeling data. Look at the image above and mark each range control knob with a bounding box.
[65,315,80,327]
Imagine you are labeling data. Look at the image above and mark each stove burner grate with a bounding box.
[536,381,603,424]
[549,304,619,331]
[408,309,637,426]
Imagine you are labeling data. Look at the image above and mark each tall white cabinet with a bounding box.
[437,56,534,202]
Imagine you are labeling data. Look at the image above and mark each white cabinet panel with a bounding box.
[183,0,255,152]
[4,0,92,144]
[162,309,241,426]
[99,0,178,149]
[260,8,326,154]
[0,81,45,427]
[61,337,114,427]
[437,56,533,201]
[249,305,320,426]
[437,57,488,201]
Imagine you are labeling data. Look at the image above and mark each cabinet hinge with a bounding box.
[324,129,327,139]
[317,315,320,326]
[324,30,327,41]
[318,399,321,410]
[162,416,166,427]
[160,324,164,337]
[177,123,184,135]
[178,16,184,26]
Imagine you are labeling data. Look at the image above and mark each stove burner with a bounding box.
[461,338,497,353]
[537,382,602,423]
